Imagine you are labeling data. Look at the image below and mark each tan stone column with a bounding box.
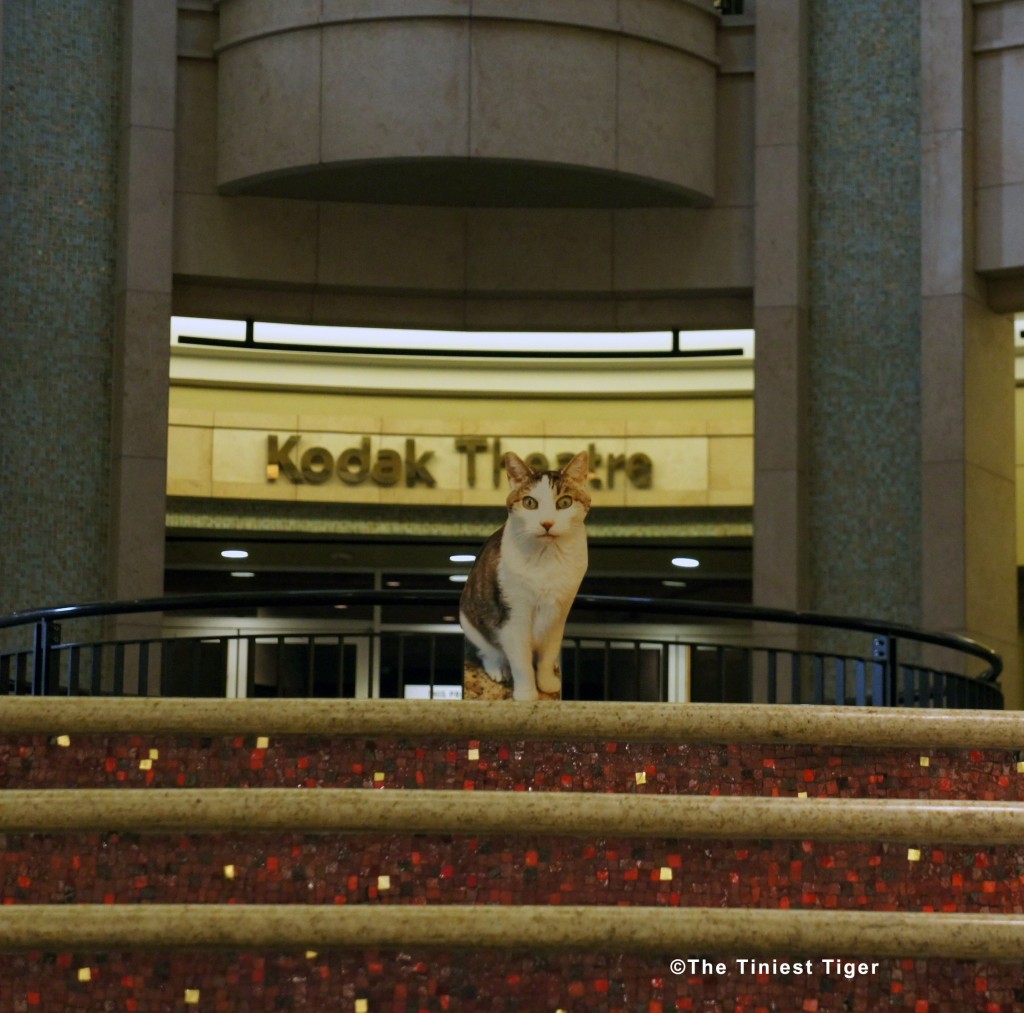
[920,0,1020,706]
[108,0,176,647]
[752,0,810,614]
[749,0,810,699]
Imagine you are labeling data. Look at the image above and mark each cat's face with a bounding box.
[504,451,590,543]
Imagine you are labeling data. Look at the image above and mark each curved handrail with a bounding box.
[0,588,1002,683]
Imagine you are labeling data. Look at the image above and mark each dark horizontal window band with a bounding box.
[176,334,746,360]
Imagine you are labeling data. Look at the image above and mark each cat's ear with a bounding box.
[504,452,533,487]
[561,451,589,485]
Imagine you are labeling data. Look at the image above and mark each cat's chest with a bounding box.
[498,536,586,602]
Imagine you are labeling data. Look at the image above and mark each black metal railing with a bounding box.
[0,590,1004,708]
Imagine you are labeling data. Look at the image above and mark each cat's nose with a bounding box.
[542,521,554,530]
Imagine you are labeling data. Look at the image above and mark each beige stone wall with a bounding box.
[215,1,717,203]
[975,0,1024,311]
[167,386,754,510]
[1012,379,1024,567]
[173,1,755,332]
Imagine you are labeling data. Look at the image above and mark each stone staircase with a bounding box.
[1,697,1023,1011]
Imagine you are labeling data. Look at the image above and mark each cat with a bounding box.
[460,450,590,701]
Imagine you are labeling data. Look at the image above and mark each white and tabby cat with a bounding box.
[460,450,590,701]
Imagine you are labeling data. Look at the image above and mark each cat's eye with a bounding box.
[522,496,538,510]
[556,495,573,510]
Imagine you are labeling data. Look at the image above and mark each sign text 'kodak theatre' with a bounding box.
[266,436,653,490]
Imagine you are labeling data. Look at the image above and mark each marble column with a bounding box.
[752,0,810,614]
[920,0,1019,706]
[108,0,176,630]
[0,2,120,637]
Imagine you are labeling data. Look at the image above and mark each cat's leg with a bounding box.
[478,646,511,687]
[534,608,569,695]
[508,660,539,701]
[497,621,539,701]
[460,612,510,686]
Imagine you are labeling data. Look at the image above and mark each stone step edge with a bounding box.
[0,698,1021,747]
[2,789,1023,844]
[0,905,1021,959]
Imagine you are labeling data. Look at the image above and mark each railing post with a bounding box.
[31,618,60,696]
[888,636,900,706]
[872,635,898,706]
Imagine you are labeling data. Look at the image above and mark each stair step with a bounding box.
[1,697,1022,747]
[0,905,1022,959]
[2,788,1024,843]
[2,698,1022,1008]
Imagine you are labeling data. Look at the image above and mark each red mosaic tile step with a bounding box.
[0,735,1021,800]
[2,833,1023,914]
[0,950,1019,1012]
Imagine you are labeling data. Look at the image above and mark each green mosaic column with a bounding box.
[0,4,120,631]
[805,0,923,625]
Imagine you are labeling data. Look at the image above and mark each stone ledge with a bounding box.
[2,788,1024,843]
[0,905,1021,958]
[0,698,1020,747]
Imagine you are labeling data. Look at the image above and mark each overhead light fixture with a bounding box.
[385,580,401,587]
[671,556,700,569]
[449,574,469,583]
[661,579,688,588]
[334,604,349,610]
[230,571,255,578]
[449,554,477,563]
[221,549,249,559]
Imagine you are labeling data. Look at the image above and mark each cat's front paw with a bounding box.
[535,667,562,695]
[482,665,508,687]
[512,683,539,702]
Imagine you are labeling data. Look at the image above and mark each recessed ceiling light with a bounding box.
[449,574,469,583]
[449,554,477,563]
[385,580,401,587]
[221,549,249,559]
[442,614,458,622]
[671,556,700,569]
[661,579,688,588]
[333,604,349,610]
[230,571,255,578]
